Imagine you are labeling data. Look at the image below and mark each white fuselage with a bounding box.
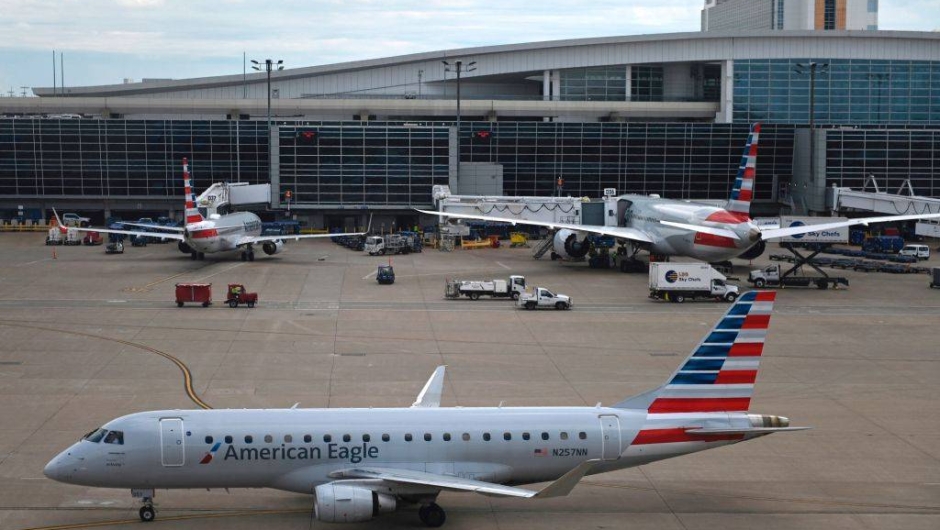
[184,212,262,254]
[44,406,752,494]
[621,195,760,262]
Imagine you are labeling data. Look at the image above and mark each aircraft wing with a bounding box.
[120,222,186,232]
[760,213,940,240]
[415,209,653,244]
[235,230,366,247]
[61,225,186,241]
[329,459,599,499]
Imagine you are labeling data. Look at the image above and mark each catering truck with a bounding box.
[444,275,526,300]
[649,262,740,303]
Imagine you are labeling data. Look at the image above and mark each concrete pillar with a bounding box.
[624,65,632,101]
[543,70,551,101]
[551,70,561,102]
[716,59,734,123]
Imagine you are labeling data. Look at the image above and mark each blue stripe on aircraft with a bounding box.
[739,292,759,302]
[693,344,732,357]
[716,317,745,330]
[705,331,739,344]
[682,358,726,371]
[671,372,719,385]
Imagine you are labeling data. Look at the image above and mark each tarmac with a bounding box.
[0,232,937,530]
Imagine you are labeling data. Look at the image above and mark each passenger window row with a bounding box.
[204,431,588,445]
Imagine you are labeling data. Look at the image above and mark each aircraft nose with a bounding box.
[43,450,77,483]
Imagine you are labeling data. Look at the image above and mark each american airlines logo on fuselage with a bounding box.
[216,442,380,464]
[243,220,261,232]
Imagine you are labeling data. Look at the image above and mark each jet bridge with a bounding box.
[195,183,271,216]
[827,177,940,240]
[432,185,588,226]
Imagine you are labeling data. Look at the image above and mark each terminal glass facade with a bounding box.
[461,122,794,202]
[825,128,940,196]
[0,119,268,197]
[277,124,450,206]
[560,67,627,102]
[733,59,940,125]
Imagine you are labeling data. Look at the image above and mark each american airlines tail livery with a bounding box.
[419,123,940,263]
[45,291,807,527]
[56,158,366,261]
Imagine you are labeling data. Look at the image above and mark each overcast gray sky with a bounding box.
[1,0,938,94]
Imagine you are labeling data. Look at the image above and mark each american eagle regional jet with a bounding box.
[45,291,808,527]
[419,123,940,263]
[56,158,366,261]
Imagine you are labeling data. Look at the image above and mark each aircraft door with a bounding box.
[160,418,185,467]
[599,415,622,461]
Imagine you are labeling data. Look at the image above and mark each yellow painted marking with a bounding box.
[0,321,211,410]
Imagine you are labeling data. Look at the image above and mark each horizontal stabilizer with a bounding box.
[120,222,186,232]
[685,427,811,435]
[658,220,740,240]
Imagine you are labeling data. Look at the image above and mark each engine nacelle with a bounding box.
[262,240,284,255]
[314,483,396,523]
[737,239,766,260]
[178,242,192,254]
[552,229,590,259]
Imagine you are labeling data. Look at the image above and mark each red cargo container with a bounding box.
[175,283,212,307]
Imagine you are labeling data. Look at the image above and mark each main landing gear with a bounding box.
[133,489,156,522]
[418,502,446,527]
[190,251,206,260]
[240,245,255,262]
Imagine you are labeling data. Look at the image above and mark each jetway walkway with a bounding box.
[827,178,940,217]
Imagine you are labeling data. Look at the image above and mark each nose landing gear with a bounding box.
[132,489,156,522]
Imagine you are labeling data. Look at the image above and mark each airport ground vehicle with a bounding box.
[82,232,103,245]
[444,275,526,300]
[377,265,395,285]
[175,283,212,307]
[225,284,257,308]
[61,212,90,227]
[930,267,940,289]
[748,263,848,290]
[105,241,124,254]
[365,234,412,255]
[648,263,739,303]
[517,287,571,310]
[900,244,930,260]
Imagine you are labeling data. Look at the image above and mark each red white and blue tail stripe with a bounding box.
[615,290,775,413]
[183,157,204,225]
[725,123,760,217]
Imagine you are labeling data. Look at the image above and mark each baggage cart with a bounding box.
[175,283,212,307]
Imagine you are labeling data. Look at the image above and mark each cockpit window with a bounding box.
[103,430,124,445]
[83,428,107,443]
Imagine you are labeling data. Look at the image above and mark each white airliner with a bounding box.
[419,123,940,263]
[45,291,807,527]
[56,158,366,261]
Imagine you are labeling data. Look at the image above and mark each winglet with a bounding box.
[51,208,67,233]
[411,366,446,408]
[533,459,600,498]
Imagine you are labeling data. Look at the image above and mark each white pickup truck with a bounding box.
[516,287,572,310]
[61,212,91,227]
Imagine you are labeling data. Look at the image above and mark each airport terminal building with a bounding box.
[1,30,939,225]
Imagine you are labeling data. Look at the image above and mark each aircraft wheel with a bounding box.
[241,252,247,261]
[419,503,446,528]
[248,252,255,262]
[197,252,206,260]
[190,252,198,260]
[139,505,155,522]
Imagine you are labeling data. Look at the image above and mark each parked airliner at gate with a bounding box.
[45,291,807,527]
[57,158,366,261]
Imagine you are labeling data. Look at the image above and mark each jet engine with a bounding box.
[262,240,284,255]
[552,229,590,260]
[178,242,192,254]
[737,239,766,260]
[314,483,396,523]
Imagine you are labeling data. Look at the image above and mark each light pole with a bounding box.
[794,62,828,185]
[251,59,284,129]
[442,60,476,180]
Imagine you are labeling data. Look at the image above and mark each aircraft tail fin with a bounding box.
[725,123,760,217]
[614,290,776,413]
[182,158,204,225]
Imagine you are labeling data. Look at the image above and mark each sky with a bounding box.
[1,0,938,95]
